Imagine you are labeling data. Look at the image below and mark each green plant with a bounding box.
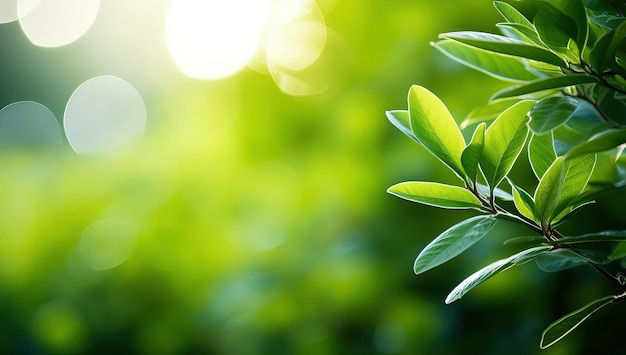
[387,0,626,349]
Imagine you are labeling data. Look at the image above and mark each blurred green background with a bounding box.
[1,0,625,354]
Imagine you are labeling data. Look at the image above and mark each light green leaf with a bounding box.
[528,96,579,134]
[386,110,418,142]
[481,100,535,189]
[509,180,536,221]
[533,155,596,225]
[540,295,616,349]
[557,230,626,244]
[461,123,486,184]
[387,181,482,210]
[408,85,466,178]
[528,132,557,180]
[476,183,513,201]
[493,1,533,28]
[461,98,520,129]
[414,216,499,275]
[439,31,567,67]
[445,246,551,303]
[496,23,544,47]
[432,40,539,82]
[565,127,626,159]
[491,75,599,100]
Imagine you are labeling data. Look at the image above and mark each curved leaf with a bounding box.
[414,216,499,275]
[566,127,626,159]
[461,98,520,129]
[535,249,589,272]
[445,246,551,304]
[494,1,533,28]
[497,23,544,47]
[540,295,616,349]
[386,110,417,142]
[432,40,539,82]
[387,181,482,210]
[476,183,513,201]
[461,123,486,184]
[557,230,626,244]
[534,2,580,60]
[510,180,536,221]
[440,31,566,67]
[481,100,535,189]
[528,132,557,180]
[491,74,599,100]
[528,96,579,134]
[408,86,466,178]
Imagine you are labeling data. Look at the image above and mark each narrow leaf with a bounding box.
[557,230,626,244]
[540,295,616,349]
[565,127,626,159]
[496,23,545,47]
[408,85,466,178]
[387,181,482,210]
[528,96,579,134]
[432,40,539,82]
[476,183,513,201]
[440,31,566,67]
[461,123,486,184]
[481,100,535,189]
[528,132,557,180]
[491,75,599,100]
[445,246,551,303]
[414,216,499,275]
[386,110,418,142]
[493,1,533,28]
[510,180,536,221]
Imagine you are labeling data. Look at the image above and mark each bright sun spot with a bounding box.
[165,0,272,80]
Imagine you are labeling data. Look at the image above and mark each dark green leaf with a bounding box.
[565,127,626,158]
[461,123,486,184]
[534,2,580,61]
[432,40,539,82]
[408,86,466,178]
[503,235,546,246]
[414,216,499,275]
[387,181,482,210]
[540,295,616,349]
[440,31,567,67]
[528,132,557,180]
[536,249,589,272]
[528,96,579,134]
[557,230,626,244]
[445,246,551,303]
[491,75,599,100]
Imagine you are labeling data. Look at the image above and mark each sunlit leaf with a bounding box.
[387,181,482,210]
[408,86,466,178]
[461,98,520,129]
[439,31,567,67]
[509,180,536,221]
[540,295,616,349]
[386,110,418,142]
[481,100,535,189]
[432,40,539,82]
[493,1,534,28]
[445,246,551,304]
[476,183,513,201]
[496,23,544,47]
[528,132,557,180]
[414,216,498,275]
[528,96,579,134]
[551,199,596,225]
[503,235,546,246]
[491,75,599,100]
[461,123,485,184]
[565,127,626,158]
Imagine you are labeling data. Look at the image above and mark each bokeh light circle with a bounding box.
[17,0,100,47]
[78,216,138,271]
[64,76,147,155]
[0,101,62,149]
[0,0,18,23]
[165,0,272,80]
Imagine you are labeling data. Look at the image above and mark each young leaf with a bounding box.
[509,180,536,222]
[528,96,579,134]
[414,215,499,275]
[439,31,567,67]
[496,23,544,47]
[408,85,466,178]
[386,110,418,142]
[493,1,534,28]
[528,132,557,180]
[557,230,626,244]
[476,183,513,201]
[461,123,486,184]
[461,98,520,129]
[491,74,599,100]
[481,100,535,189]
[540,295,616,349]
[387,181,482,210]
[432,40,539,82]
[445,246,551,303]
[565,127,626,159]
[533,155,596,225]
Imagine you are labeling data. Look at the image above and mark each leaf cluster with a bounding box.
[387,0,626,348]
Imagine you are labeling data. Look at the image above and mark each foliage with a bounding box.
[387,0,626,349]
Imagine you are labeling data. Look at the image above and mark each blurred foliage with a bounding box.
[0,0,625,354]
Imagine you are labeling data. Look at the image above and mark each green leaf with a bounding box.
[533,155,596,225]
[445,246,551,303]
[481,100,535,189]
[565,127,626,159]
[535,249,589,272]
[528,132,557,180]
[509,180,536,221]
[439,31,567,67]
[461,98,520,129]
[491,75,599,100]
[414,216,499,275]
[496,23,545,47]
[476,183,513,201]
[557,230,626,244]
[461,123,486,184]
[503,235,546,246]
[528,96,579,134]
[387,181,482,210]
[534,2,580,60]
[408,85,466,178]
[550,0,588,51]
[432,40,539,82]
[386,110,418,142]
[493,1,533,28]
[540,295,616,349]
